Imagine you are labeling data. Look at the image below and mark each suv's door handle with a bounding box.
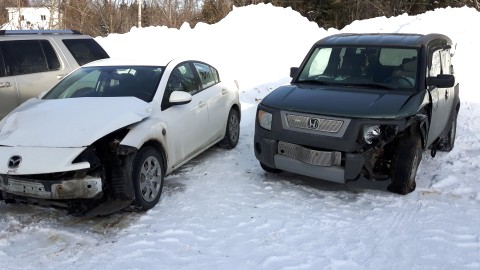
[198,101,206,108]
[221,89,227,95]
[445,90,449,100]
[56,74,66,80]
[0,82,11,88]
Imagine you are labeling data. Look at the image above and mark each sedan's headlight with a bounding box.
[257,110,272,130]
[363,125,381,144]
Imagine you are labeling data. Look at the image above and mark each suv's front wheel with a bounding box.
[388,134,422,195]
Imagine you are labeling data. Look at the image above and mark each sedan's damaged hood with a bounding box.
[0,97,151,147]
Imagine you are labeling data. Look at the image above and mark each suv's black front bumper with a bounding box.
[254,137,365,183]
[254,105,407,183]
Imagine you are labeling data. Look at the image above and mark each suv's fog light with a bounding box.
[258,110,272,130]
[363,125,381,144]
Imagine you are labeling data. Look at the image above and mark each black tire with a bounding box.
[218,108,240,149]
[260,162,282,173]
[438,111,457,152]
[387,134,422,195]
[131,146,164,211]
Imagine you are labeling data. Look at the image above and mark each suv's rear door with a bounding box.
[1,39,71,105]
[0,47,17,119]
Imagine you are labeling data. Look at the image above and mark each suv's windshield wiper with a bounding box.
[342,83,395,90]
[297,80,331,86]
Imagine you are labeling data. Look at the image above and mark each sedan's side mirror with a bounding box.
[169,91,192,106]
[290,67,299,78]
[427,74,455,88]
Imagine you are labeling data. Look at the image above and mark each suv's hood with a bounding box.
[0,97,151,147]
[262,84,423,118]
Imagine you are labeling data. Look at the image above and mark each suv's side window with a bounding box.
[429,50,442,77]
[0,40,60,76]
[0,49,6,77]
[62,39,109,66]
[193,62,219,89]
[440,49,452,75]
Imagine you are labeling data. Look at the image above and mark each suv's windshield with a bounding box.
[297,46,418,90]
[43,66,164,102]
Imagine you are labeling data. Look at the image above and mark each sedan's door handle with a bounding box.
[56,74,66,80]
[198,101,207,108]
[445,90,449,100]
[221,89,227,95]
[0,82,11,88]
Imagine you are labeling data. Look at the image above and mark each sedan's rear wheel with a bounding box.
[131,146,164,211]
[218,108,240,149]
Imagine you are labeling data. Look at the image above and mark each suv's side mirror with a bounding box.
[427,74,455,88]
[169,91,192,106]
[290,67,299,78]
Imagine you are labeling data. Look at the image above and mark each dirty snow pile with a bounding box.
[1,4,479,270]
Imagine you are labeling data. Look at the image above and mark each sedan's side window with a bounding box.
[194,62,218,89]
[166,63,199,95]
[162,63,200,111]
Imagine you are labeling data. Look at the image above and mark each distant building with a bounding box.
[1,7,59,30]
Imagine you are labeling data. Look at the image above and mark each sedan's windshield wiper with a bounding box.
[342,83,395,90]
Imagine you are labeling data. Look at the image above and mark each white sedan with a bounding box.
[0,58,240,216]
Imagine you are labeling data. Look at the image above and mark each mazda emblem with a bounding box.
[8,155,22,169]
[308,118,319,129]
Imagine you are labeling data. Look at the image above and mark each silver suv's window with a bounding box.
[63,39,109,66]
[0,40,60,76]
[298,46,419,90]
[43,66,163,102]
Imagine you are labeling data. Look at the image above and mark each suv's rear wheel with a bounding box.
[438,110,457,152]
[131,146,164,211]
[388,134,422,195]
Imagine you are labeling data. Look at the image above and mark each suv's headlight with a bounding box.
[257,110,272,130]
[363,125,381,144]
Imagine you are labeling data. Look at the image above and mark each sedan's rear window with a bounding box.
[43,66,164,102]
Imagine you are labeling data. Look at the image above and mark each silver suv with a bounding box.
[0,30,109,119]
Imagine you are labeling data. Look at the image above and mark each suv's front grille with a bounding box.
[286,114,343,133]
[278,141,341,166]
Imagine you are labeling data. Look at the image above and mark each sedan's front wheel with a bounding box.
[131,146,164,211]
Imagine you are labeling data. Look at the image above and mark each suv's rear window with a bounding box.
[63,39,109,66]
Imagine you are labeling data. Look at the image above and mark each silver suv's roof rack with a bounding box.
[0,29,82,36]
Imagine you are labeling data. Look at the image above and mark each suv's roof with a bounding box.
[0,29,82,36]
[316,33,452,47]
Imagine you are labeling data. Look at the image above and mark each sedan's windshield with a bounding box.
[297,46,418,90]
[43,66,164,102]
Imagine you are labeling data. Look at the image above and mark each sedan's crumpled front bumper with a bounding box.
[0,174,102,199]
[0,145,103,200]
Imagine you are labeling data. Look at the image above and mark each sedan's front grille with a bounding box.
[286,114,343,133]
[278,141,341,167]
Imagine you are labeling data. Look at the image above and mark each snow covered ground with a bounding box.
[1,4,479,269]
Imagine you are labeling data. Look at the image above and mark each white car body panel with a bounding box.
[0,146,87,175]
[0,57,240,214]
[0,97,151,148]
